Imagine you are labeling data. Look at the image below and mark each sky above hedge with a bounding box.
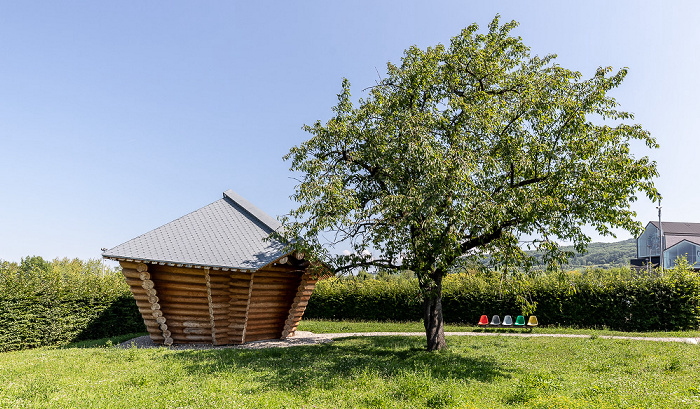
[1,1,697,262]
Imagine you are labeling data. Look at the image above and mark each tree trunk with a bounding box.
[421,275,446,351]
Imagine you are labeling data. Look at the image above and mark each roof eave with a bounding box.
[102,254,260,272]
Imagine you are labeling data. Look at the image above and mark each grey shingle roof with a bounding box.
[102,189,287,270]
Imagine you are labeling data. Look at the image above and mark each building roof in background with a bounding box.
[102,189,287,270]
[649,221,700,236]
[665,236,700,249]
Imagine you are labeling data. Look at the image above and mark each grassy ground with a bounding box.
[1,329,699,408]
[297,319,700,338]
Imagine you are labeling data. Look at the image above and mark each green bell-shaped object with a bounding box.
[514,315,526,326]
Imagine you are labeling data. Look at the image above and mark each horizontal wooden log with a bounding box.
[155,295,228,305]
[174,334,214,342]
[159,300,228,314]
[145,331,163,340]
[253,271,299,279]
[135,300,153,309]
[183,327,210,335]
[245,323,284,331]
[119,261,148,270]
[248,296,291,304]
[138,307,155,315]
[256,266,303,274]
[209,287,233,296]
[247,289,292,298]
[286,310,306,320]
[154,281,227,292]
[151,281,207,292]
[124,277,143,287]
[254,281,298,288]
[176,320,212,328]
[247,316,285,325]
[246,312,289,321]
[228,270,253,277]
[161,311,227,321]
[128,285,148,293]
[248,301,292,308]
[228,282,252,290]
[153,265,231,282]
[228,287,255,295]
[159,304,228,314]
[155,288,208,298]
[145,323,160,332]
[246,308,290,317]
[122,269,141,279]
[228,296,252,303]
[247,317,289,325]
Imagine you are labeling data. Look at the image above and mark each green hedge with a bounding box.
[0,257,144,352]
[305,267,700,331]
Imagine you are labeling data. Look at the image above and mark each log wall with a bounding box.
[119,259,318,345]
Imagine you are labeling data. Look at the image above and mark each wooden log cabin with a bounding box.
[102,189,324,346]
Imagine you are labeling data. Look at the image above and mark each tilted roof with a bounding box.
[102,190,287,270]
[665,236,700,249]
[649,221,700,237]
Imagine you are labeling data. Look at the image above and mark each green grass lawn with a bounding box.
[1,329,699,408]
[297,319,700,339]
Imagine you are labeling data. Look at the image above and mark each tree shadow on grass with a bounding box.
[162,336,512,392]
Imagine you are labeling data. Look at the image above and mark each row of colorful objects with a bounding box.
[478,314,538,327]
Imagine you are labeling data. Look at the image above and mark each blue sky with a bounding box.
[1,1,698,262]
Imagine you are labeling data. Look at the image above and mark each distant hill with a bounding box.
[529,238,637,269]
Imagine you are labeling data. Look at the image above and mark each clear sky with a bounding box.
[1,1,698,262]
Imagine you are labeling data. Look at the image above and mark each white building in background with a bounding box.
[631,221,700,270]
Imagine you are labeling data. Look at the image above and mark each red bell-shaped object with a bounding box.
[478,315,489,326]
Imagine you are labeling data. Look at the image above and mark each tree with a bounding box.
[280,16,659,351]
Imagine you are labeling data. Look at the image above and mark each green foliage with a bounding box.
[281,15,659,348]
[282,14,658,278]
[306,265,700,331]
[0,257,144,352]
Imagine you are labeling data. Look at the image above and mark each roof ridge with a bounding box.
[223,189,282,232]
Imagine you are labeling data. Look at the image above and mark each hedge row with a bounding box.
[0,257,144,352]
[305,267,700,331]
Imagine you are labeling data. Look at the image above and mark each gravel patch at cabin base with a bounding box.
[117,331,700,349]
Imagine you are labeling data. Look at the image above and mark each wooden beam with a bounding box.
[204,268,218,345]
